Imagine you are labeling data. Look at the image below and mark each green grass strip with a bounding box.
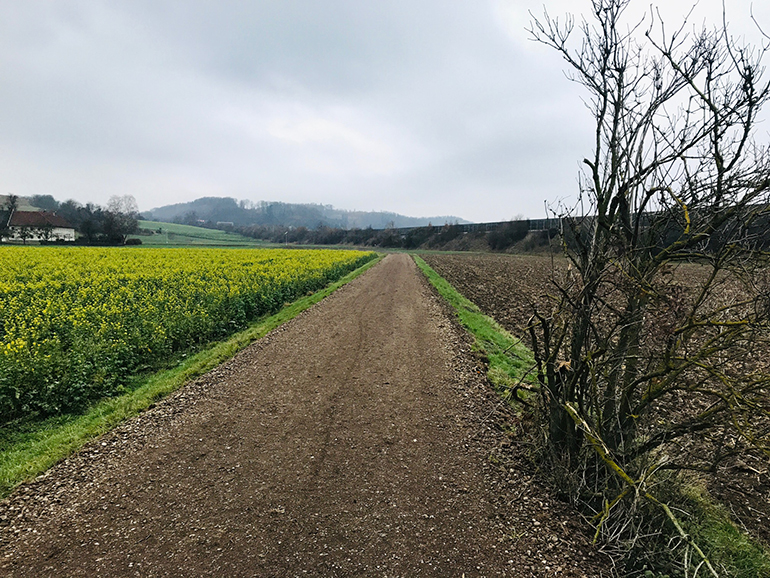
[412,255,534,395]
[0,254,383,499]
[132,220,266,246]
[680,483,770,578]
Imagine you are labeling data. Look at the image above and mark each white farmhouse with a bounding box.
[3,211,76,242]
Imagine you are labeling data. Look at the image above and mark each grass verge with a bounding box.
[413,254,770,577]
[0,254,383,499]
[680,483,770,577]
[412,255,534,394]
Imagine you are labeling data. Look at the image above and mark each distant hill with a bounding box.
[144,197,468,229]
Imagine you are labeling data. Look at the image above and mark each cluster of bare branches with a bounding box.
[529,0,770,573]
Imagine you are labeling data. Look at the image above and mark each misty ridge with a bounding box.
[144,197,469,230]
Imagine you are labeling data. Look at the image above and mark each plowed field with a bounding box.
[421,252,770,549]
[420,253,561,344]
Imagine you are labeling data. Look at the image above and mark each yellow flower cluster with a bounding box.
[0,246,375,420]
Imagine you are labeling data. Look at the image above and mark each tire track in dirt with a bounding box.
[0,254,610,577]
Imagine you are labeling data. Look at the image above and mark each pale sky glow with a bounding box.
[1,1,768,222]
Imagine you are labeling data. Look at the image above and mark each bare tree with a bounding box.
[0,194,18,241]
[105,194,140,244]
[16,225,33,245]
[36,222,54,242]
[107,194,139,217]
[529,0,770,572]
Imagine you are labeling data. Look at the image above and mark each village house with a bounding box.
[2,210,76,243]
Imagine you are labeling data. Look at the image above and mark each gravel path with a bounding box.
[0,254,612,577]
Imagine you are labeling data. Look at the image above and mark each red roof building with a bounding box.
[8,211,73,229]
[3,211,76,242]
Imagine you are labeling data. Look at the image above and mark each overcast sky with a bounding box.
[1,1,768,222]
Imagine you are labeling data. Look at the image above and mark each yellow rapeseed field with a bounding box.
[0,247,375,421]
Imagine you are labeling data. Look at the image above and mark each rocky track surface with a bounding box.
[0,254,611,577]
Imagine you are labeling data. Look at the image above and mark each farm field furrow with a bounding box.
[0,247,375,422]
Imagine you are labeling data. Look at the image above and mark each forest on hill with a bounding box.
[143,197,468,230]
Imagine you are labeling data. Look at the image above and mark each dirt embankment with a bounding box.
[0,254,610,577]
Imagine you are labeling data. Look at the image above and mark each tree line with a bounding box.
[231,219,541,251]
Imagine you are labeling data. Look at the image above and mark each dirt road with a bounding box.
[0,254,609,577]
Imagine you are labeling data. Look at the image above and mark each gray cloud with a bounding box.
[0,0,767,222]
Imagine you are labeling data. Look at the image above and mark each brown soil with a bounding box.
[421,252,770,549]
[0,254,612,577]
[421,253,559,343]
